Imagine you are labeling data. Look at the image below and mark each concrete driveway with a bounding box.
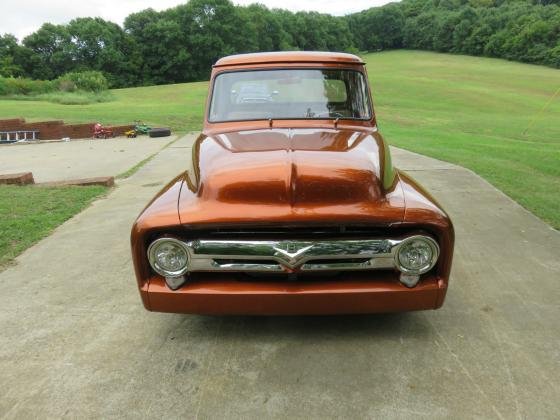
[0,136,176,183]
[1,134,559,419]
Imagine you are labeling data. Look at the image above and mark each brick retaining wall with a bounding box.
[23,120,64,139]
[0,118,25,131]
[0,118,134,140]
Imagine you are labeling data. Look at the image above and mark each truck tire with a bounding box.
[148,128,171,138]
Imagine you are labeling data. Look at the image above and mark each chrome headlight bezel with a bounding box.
[394,235,439,275]
[147,237,190,277]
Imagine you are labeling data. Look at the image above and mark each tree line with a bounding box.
[0,0,559,88]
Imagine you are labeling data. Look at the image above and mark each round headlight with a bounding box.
[396,236,439,274]
[147,238,189,277]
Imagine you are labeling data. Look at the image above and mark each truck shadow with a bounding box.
[172,311,432,342]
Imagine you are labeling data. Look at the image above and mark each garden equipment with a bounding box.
[125,129,137,138]
[133,120,151,135]
[93,123,114,139]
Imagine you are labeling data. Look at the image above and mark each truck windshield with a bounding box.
[208,69,372,122]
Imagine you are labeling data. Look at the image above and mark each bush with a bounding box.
[0,76,56,96]
[57,79,77,92]
[546,44,560,68]
[0,70,112,104]
[57,71,108,92]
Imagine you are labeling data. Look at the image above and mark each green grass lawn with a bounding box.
[0,50,558,228]
[0,81,208,131]
[0,186,107,267]
[367,51,560,229]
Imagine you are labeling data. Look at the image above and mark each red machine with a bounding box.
[93,123,114,139]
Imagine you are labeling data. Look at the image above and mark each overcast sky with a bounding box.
[3,0,394,41]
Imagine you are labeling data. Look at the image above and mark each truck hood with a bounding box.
[179,128,405,226]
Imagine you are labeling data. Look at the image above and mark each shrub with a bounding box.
[0,70,111,105]
[0,76,55,96]
[57,71,108,92]
[57,79,77,92]
[546,44,560,68]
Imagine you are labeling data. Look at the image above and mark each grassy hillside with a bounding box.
[0,81,208,131]
[0,50,558,228]
[368,51,560,229]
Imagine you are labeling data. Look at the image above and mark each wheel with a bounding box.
[149,128,171,138]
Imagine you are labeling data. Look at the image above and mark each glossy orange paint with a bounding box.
[145,273,442,315]
[177,128,405,226]
[214,51,365,67]
[131,52,454,315]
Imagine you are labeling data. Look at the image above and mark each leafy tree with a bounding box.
[174,0,256,80]
[0,34,23,77]
[66,17,140,87]
[451,7,478,53]
[433,12,461,52]
[348,4,404,51]
[404,12,440,50]
[242,5,290,51]
[2,0,559,87]
[22,23,73,80]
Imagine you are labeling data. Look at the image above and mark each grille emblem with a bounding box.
[272,242,314,268]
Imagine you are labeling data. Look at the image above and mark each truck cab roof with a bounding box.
[214,51,365,68]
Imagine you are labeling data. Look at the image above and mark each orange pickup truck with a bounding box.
[131,51,454,315]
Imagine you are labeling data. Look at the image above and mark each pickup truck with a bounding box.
[131,51,454,315]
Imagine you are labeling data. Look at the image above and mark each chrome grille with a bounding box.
[182,238,404,273]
